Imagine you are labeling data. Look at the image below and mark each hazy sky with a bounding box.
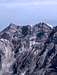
[0,0,57,31]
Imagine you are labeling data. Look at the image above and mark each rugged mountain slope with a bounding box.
[0,22,57,75]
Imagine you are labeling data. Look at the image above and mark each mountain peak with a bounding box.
[40,22,53,28]
[9,23,17,28]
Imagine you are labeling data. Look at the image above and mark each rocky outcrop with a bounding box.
[0,22,57,75]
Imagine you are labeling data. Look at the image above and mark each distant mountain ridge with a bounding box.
[0,22,57,75]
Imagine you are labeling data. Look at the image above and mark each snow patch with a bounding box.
[40,21,53,28]
[31,24,33,27]
[21,71,26,75]
[46,23,53,28]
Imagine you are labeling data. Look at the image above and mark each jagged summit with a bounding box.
[0,22,57,75]
[0,22,53,33]
[0,22,52,40]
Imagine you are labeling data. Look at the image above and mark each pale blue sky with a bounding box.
[0,0,57,31]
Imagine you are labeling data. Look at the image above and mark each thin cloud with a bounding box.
[0,0,57,2]
[0,1,57,8]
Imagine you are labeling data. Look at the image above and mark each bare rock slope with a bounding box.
[0,22,57,75]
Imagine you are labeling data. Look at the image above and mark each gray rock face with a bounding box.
[0,22,57,75]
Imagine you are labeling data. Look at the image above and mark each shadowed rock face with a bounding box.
[0,22,57,75]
